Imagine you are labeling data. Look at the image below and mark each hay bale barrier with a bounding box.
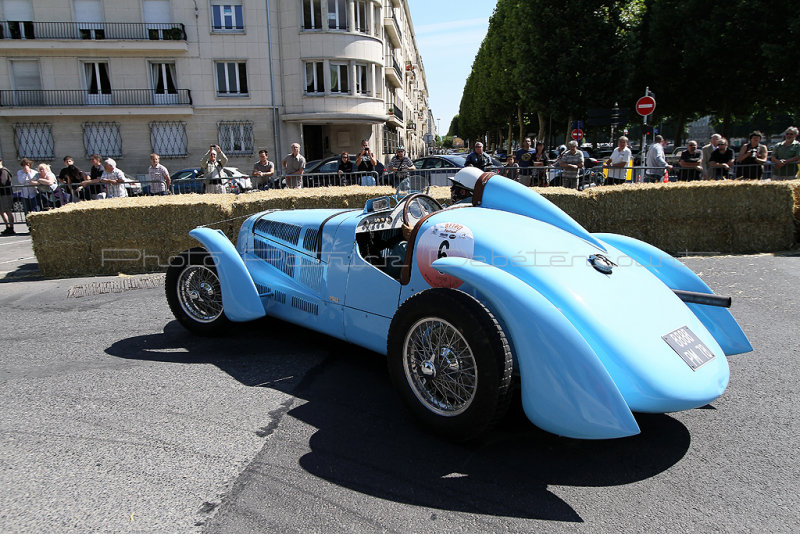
[27,180,799,278]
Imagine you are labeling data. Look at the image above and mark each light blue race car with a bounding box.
[166,167,752,441]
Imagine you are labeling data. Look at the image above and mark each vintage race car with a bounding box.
[166,168,752,441]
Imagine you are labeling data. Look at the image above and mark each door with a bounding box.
[84,62,112,105]
[74,0,104,39]
[143,0,170,39]
[302,125,324,161]
[11,60,41,105]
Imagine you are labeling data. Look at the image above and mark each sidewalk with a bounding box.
[0,222,40,281]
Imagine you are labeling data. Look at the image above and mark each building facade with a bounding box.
[0,0,432,176]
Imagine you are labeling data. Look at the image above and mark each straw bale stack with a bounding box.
[29,194,234,277]
[583,181,796,253]
[27,180,798,278]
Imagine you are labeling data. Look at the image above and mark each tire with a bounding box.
[387,289,513,441]
[165,247,230,335]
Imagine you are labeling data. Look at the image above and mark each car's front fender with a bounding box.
[432,256,640,439]
[189,227,265,322]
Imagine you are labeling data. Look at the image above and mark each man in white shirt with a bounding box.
[101,158,128,199]
[645,135,672,183]
[604,136,632,185]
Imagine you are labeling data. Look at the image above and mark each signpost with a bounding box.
[637,88,656,181]
[571,129,584,141]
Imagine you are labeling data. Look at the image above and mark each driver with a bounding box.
[448,166,483,205]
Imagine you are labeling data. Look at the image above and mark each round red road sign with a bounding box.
[636,96,656,116]
[571,129,583,140]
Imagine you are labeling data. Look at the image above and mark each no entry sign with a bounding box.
[636,96,656,116]
[571,128,584,140]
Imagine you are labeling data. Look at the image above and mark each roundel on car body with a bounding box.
[416,222,475,288]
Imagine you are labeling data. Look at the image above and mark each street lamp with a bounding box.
[437,118,441,149]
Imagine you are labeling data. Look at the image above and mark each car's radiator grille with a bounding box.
[296,257,323,291]
[302,228,320,253]
[291,296,319,316]
[254,219,302,245]
[253,237,295,278]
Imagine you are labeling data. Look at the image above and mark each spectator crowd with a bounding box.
[2,127,799,235]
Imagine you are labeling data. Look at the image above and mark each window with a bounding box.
[150,62,178,100]
[218,121,253,155]
[14,123,54,160]
[330,63,349,94]
[150,121,187,157]
[305,61,324,94]
[215,62,248,96]
[327,0,347,30]
[373,4,381,37]
[10,60,41,105]
[84,62,112,104]
[356,64,369,95]
[355,0,367,33]
[302,0,323,30]
[383,126,398,156]
[211,4,244,32]
[82,122,122,158]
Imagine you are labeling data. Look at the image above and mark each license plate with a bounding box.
[662,326,716,371]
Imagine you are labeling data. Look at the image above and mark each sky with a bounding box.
[407,1,496,136]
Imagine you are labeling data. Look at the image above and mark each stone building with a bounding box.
[0,0,432,176]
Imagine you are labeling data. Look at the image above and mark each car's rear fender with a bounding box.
[432,256,640,439]
[189,227,266,322]
[594,233,752,356]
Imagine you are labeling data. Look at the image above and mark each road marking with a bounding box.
[0,256,35,264]
[67,273,166,297]
[0,239,32,246]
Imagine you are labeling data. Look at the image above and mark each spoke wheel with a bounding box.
[177,264,224,323]
[388,289,513,441]
[403,318,477,416]
[166,247,230,335]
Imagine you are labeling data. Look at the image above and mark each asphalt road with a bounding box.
[1,238,798,533]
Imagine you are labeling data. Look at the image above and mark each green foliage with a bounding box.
[454,0,799,143]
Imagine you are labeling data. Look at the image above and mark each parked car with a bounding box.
[302,156,388,187]
[166,168,752,441]
[411,154,503,186]
[121,174,143,196]
[170,167,248,194]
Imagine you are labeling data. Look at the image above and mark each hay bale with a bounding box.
[27,180,799,278]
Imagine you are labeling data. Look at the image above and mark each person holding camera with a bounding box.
[200,144,228,194]
[735,130,767,180]
[355,139,377,173]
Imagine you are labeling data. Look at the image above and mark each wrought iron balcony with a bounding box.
[0,89,192,107]
[0,21,186,40]
[387,104,403,121]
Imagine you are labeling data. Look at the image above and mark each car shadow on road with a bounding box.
[106,318,691,523]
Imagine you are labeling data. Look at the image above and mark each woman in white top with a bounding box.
[100,158,128,199]
[30,163,58,209]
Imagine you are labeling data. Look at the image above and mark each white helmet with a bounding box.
[448,166,483,192]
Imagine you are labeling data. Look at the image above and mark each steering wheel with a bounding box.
[402,193,443,228]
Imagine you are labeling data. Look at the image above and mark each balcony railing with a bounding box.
[388,104,403,121]
[392,56,403,80]
[0,89,192,107]
[0,21,186,41]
